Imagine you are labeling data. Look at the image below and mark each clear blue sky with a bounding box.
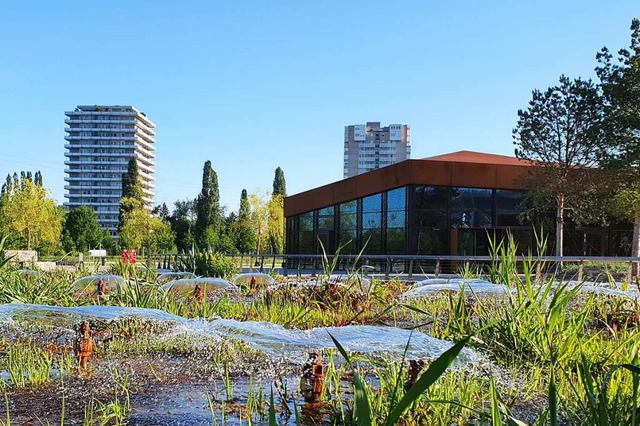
[0,1,637,212]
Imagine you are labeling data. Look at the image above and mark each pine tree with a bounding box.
[195,160,221,246]
[236,189,256,253]
[121,158,143,200]
[119,157,144,231]
[1,174,11,196]
[239,189,250,221]
[268,168,286,253]
[513,75,606,257]
[152,202,170,220]
[272,167,287,197]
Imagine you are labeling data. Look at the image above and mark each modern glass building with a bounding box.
[285,151,632,257]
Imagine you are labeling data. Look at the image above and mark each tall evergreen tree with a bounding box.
[195,160,221,245]
[272,167,287,197]
[152,202,171,220]
[1,174,11,197]
[239,189,250,220]
[119,157,144,231]
[35,171,43,186]
[121,158,143,200]
[236,189,256,253]
[268,168,286,253]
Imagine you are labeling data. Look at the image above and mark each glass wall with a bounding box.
[286,184,629,256]
[386,187,406,254]
[362,193,382,253]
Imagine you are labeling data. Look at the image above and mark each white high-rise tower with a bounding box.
[63,105,156,238]
[343,122,411,178]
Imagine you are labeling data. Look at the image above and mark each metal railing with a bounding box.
[147,253,640,282]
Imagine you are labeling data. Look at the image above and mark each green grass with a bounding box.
[1,233,640,424]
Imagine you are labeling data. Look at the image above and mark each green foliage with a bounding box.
[173,216,195,252]
[120,208,175,254]
[267,194,284,254]
[0,235,13,271]
[195,160,222,245]
[235,189,256,253]
[119,158,144,231]
[248,190,270,253]
[0,177,63,252]
[152,202,170,220]
[329,332,470,426]
[513,75,606,256]
[272,166,286,197]
[176,247,236,278]
[121,157,143,200]
[63,206,103,252]
[597,19,640,258]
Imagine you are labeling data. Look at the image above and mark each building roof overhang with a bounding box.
[284,151,535,217]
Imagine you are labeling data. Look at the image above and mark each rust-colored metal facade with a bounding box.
[285,152,532,217]
[284,151,631,257]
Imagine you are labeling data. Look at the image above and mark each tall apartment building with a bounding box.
[63,105,156,238]
[343,122,411,178]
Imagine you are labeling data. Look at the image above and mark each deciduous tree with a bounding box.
[0,178,63,251]
[120,208,175,254]
[267,194,284,254]
[63,206,103,252]
[248,190,270,254]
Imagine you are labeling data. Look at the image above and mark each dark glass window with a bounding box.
[496,190,525,227]
[415,186,449,212]
[363,212,382,229]
[415,210,448,228]
[416,228,448,255]
[456,229,490,255]
[386,187,406,254]
[414,186,450,255]
[387,228,406,254]
[317,206,335,254]
[318,206,334,230]
[339,201,357,253]
[286,216,297,253]
[362,193,382,212]
[298,212,314,253]
[451,188,493,228]
[387,187,406,212]
[362,194,382,253]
